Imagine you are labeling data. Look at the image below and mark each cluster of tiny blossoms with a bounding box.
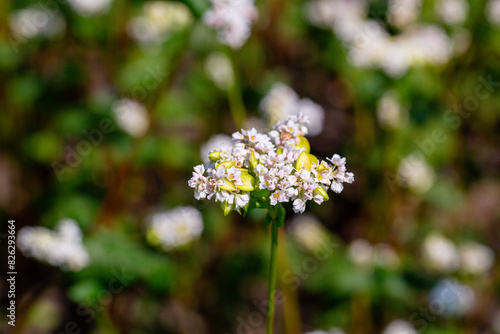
[189,114,354,215]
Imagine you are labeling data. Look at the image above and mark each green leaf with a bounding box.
[263,212,272,227]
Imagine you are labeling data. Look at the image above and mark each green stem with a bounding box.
[223,47,247,129]
[266,216,279,334]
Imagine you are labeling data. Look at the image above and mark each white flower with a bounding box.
[289,214,329,252]
[421,233,459,272]
[458,242,495,275]
[307,0,454,77]
[435,0,469,25]
[113,98,150,137]
[388,0,422,29]
[205,52,234,90]
[260,83,325,136]
[487,0,500,25]
[146,206,204,251]
[9,6,65,39]
[305,329,345,334]
[200,134,233,163]
[377,91,407,129]
[18,219,90,271]
[203,0,258,49]
[67,0,113,16]
[428,279,475,317]
[127,1,192,45]
[348,239,373,267]
[382,320,417,334]
[293,199,306,213]
[260,83,300,126]
[373,243,400,269]
[298,99,324,136]
[398,155,434,194]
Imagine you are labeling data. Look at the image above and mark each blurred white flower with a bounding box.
[260,83,325,136]
[382,320,418,334]
[487,0,500,25]
[260,83,300,125]
[458,242,495,275]
[205,52,234,90]
[348,239,400,269]
[388,0,422,29]
[18,218,90,271]
[376,91,406,129]
[288,214,329,253]
[146,206,204,251]
[298,99,325,136]
[348,238,373,267]
[373,243,400,269]
[200,134,234,163]
[397,155,435,194]
[203,0,258,49]
[67,0,113,16]
[9,6,65,39]
[428,279,475,317]
[421,233,459,272]
[435,0,469,25]
[307,0,454,77]
[127,1,192,45]
[113,98,150,137]
[305,329,345,334]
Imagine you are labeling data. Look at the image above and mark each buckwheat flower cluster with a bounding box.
[18,219,90,271]
[189,114,354,215]
[203,0,258,49]
[146,206,204,251]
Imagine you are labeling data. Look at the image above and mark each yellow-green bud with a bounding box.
[313,187,329,201]
[219,179,236,191]
[296,136,310,153]
[216,160,236,169]
[296,151,311,171]
[317,163,328,172]
[221,201,235,216]
[237,173,255,191]
[249,151,258,170]
[308,153,319,166]
[209,151,221,162]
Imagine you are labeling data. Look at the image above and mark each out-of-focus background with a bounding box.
[1,0,499,333]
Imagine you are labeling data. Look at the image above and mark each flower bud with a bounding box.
[296,136,310,153]
[308,153,319,166]
[313,186,329,201]
[296,152,311,171]
[237,173,255,191]
[216,160,236,169]
[221,201,235,216]
[317,163,328,172]
[219,179,236,191]
[209,151,221,162]
[249,151,258,170]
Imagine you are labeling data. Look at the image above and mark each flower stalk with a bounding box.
[266,210,279,334]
